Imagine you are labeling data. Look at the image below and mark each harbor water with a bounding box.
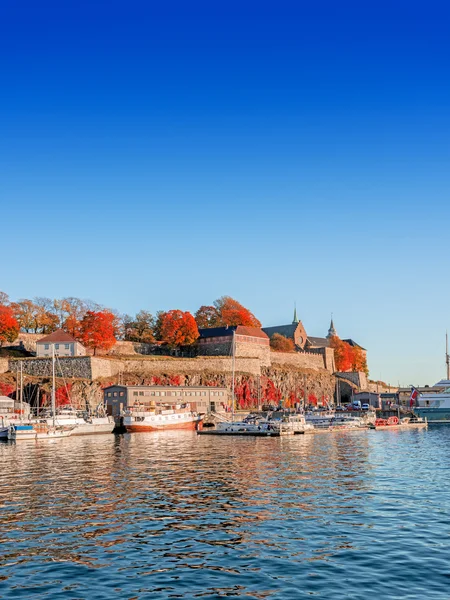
[1,427,450,599]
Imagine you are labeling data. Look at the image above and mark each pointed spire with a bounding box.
[327,313,337,338]
[293,303,299,324]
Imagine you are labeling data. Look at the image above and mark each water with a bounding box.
[1,427,450,599]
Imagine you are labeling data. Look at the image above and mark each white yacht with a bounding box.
[414,380,450,423]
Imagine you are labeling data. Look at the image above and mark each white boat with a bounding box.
[7,424,37,441]
[40,406,114,435]
[124,406,203,432]
[413,380,450,423]
[305,410,367,430]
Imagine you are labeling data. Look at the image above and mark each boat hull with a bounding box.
[414,408,450,423]
[126,419,200,432]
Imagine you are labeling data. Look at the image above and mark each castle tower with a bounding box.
[327,315,337,338]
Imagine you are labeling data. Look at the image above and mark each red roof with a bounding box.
[235,326,269,339]
[37,329,78,343]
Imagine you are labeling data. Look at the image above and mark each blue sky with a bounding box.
[1,0,450,386]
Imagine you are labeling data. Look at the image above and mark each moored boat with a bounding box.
[124,406,203,432]
[413,381,450,423]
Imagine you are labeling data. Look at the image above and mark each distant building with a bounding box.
[197,325,270,365]
[36,329,86,357]
[103,384,229,416]
[262,307,308,350]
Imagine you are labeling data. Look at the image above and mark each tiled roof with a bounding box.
[342,339,366,351]
[37,329,78,343]
[198,326,269,340]
[262,324,298,339]
[306,336,330,347]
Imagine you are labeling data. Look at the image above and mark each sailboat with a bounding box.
[198,330,284,436]
[8,348,74,440]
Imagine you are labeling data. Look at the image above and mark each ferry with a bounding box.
[413,380,450,423]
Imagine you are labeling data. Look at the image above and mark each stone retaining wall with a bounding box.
[9,357,92,379]
[9,356,263,380]
[270,351,327,371]
[0,358,9,374]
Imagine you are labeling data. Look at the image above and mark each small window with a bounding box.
[151,392,155,396]
[139,392,144,396]
[119,392,124,397]
[113,392,118,397]
[161,392,165,396]
[133,391,138,396]
[44,344,49,350]
[107,392,112,397]
[55,344,59,349]
[65,344,70,349]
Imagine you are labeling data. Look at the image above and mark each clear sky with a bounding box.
[1,1,449,387]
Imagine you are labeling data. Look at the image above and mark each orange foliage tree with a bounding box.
[195,296,261,328]
[270,333,295,352]
[329,335,368,374]
[351,345,368,374]
[79,310,117,355]
[159,310,199,347]
[0,306,19,346]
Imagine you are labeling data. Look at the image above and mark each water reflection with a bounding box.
[0,428,449,599]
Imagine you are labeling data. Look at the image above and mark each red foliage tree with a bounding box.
[270,333,295,352]
[159,310,199,347]
[213,296,261,327]
[0,306,19,346]
[79,310,117,355]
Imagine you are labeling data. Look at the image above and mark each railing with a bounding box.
[210,411,233,423]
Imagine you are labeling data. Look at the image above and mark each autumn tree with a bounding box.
[351,345,369,375]
[194,296,261,328]
[270,333,295,352]
[0,306,20,346]
[79,310,117,355]
[12,299,39,332]
[194,305,220,328]
[124,310,155,343]
[214,296,261,327]
[0,291,10,306]
[158,310,199,347]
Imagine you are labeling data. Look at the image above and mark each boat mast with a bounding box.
[20,361,23,422]
[446,332,450,380]
[52,345,56,428]
[231,329,235,422]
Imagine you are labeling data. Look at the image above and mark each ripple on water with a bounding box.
[0,427,449,599]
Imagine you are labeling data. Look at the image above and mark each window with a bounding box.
[161,392,165,396]
[44,344,49,350]
[133,392,138,396]
[113,392,118,397]
[107,392,112,397]
[55,344,59,349]
[65,344,70,349]
[151,392,155,396]
[119,392,124,397]
[139,392,144,396]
